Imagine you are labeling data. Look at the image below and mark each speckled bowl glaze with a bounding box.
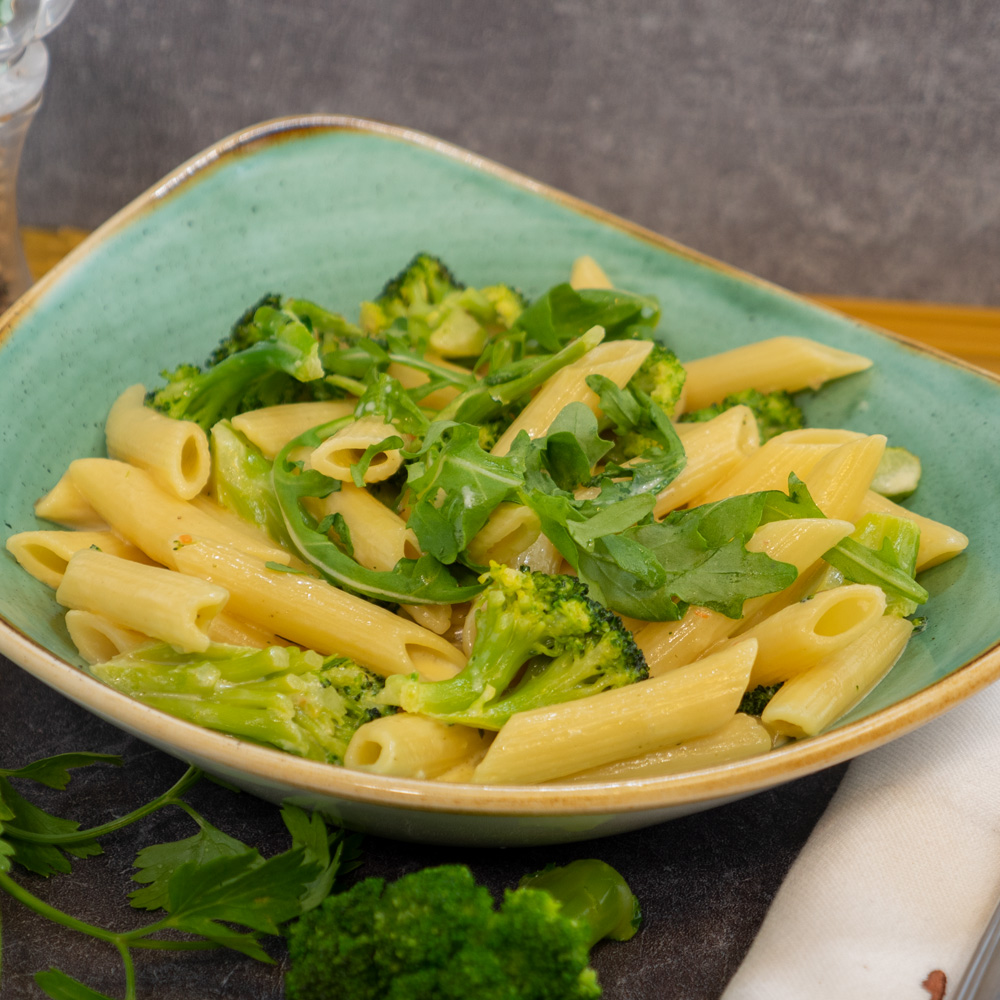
[2,116,998,846]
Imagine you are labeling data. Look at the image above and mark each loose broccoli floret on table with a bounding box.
[284,860,640,1000]
[680,387,804,443]
[89,644,392,765]
[382,564,648,730]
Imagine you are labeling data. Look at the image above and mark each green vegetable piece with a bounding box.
[149,313,325,430]
[870,446,922,501]
[831,512,925,614]
[89,643,395,766]
[383,564,648,729]
[512,282,660,352]
[739,683,783,716]
[210,420,293,548]
[272,418,483,605]
[680,388,804,443]
[285,861,640,1000]
[518,859,641,946]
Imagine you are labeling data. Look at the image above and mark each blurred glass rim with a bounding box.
[0,0,76,64]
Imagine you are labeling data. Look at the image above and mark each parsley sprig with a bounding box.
[0,753,357,1000]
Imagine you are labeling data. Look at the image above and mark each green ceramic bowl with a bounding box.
[2,116,998,846]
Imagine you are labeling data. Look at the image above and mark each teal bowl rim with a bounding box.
[2,114,999,820]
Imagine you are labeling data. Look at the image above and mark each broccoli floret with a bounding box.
[284,861,640,1000]
[628,342,687,417]
[209,292,284,364]
[360,253,464,334]
[361,255,523,358]
[739,683,783,716]
[89,644,394,765]
[148,303,325,430]
[681,388,804,443]
[382,564,648,730]
[609,343,688,460]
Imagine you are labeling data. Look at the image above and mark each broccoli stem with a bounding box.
[519,859,641,948]
[390,608,547,719]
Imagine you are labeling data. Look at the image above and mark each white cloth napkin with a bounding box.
[721,678,1000,1000]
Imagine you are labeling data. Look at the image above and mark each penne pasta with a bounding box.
[721,584,887,688]
[553,713,773,783]
[491,337,652,455]
[65,610,156,665]
[344,714,493,780]
[34,470,108,530]
[171,536,465,680]
[858,491,969,571]
[636,518,855,676]
[310,416,405,483]
[56,548,229,654]
[68,458,293,569]
[682,336,873,411]
[231,400,356,460]
[652,405,760,516]
[5,529,154,589]
[569,255,613,290]
[762,616,914,738]
[472,639,758,785]
[105,384,211,500]
[466,503,542,567]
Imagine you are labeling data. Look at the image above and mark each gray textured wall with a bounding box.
[19,0,1000,303]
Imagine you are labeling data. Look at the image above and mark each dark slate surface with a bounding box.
[0,654,846,999]
[18,0,1000,304]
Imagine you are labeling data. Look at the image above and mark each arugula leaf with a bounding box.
[823,536,929,605]
[404,422,522,564]
[273,421,483,603]
[353,371,428,436]
[34,968,117,1000]
[512,283,659,351]
[0,754,121,790]
[575,493,800,621]
[350,433,404,488]
[130,819,251,911]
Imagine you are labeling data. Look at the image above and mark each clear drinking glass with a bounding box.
[0,0,77,309]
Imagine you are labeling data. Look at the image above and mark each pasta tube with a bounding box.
[858,491,969,571]
[472,639,757,785]
[722,583,887,687]
[652,406,760,516]
[171,537,465,680]
[105,384,211,500]
[68,458,293,569]
[34,471,107,530]
[569,255,613,289]
[56,548,229,654]
[466,503,542,567]
[65,610,155,664]
[231,400,356,459]
[344,714,492,780]
[636,518,854,676]
[310,416,405,483]
[554,713,773,783]
[6,529,154,589]
[682,336,872,411]
[762,616,914,738]
[492,337,653,455]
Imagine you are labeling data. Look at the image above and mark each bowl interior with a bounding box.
[1,117,998,799]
